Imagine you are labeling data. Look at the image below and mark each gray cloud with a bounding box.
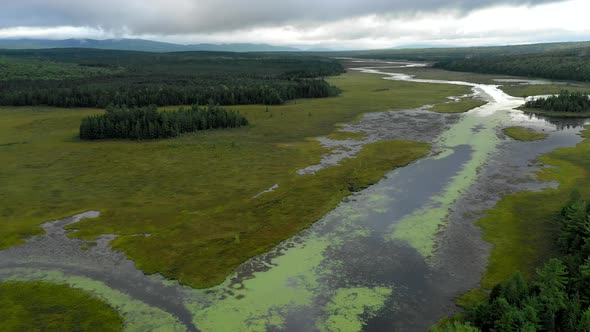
[0,0,566,34]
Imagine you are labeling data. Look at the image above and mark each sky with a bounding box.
[0,0,589,50]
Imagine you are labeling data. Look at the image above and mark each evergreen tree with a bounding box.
[80,104,248,140]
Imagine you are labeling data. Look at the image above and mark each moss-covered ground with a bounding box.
[503,126,547,141]
[0,71,470,288]
[0,281,123,331]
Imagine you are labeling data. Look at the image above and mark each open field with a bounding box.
[0,281,123,331]
[0,71,470,288]
[502,126,547,141]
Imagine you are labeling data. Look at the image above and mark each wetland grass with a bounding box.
[0,281,123,331]
[0,71,469,287]
[502,126,547,141]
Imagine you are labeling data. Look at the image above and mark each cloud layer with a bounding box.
[1,0,588,49]
[0,0,565,34]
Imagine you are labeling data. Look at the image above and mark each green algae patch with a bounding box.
[0,280,123,332]
[185,152,414,331]
[317,287,393,332]
[0,71,467,287]
[389,99,504,257]
[477,127,590,288]
[104,139,429,288]
[187,221,377,331]
[187,236,328,331]
[1,269,187,332]
[430,99,487,113]
[391,205,449,257]
[503,126,547,141]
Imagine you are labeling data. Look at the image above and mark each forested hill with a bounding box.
[324,40,590,82]
[323,41,590,62]
[0,38,301,53]
[434,46,590,81]
[0,49,344,107]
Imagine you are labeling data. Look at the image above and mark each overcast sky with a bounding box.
[0,0,588,49]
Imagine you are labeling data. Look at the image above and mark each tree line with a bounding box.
[436,196,590,331]
[0,79,340,108]
[525,91,590,113]
[0,49,345,108]
[434,47,590,82]
[80,104,248,140]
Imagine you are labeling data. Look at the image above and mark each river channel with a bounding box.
[1,60,588,331]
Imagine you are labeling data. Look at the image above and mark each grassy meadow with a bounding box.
[430,98,486,113]
[0,71,470,287]
[0,281,123,331]
[502,126,547,141]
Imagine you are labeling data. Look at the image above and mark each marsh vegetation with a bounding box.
[0,69,469,288]
[430,98,486,113]
[4,44,590,331]
[503,126,547,141]
[444,197,590,331]
[0,281,123,331]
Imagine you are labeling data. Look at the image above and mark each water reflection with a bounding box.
[509,110,590,131]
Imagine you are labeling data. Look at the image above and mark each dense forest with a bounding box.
[434,47,590,82]
[0,49,344,107]
[323,41,590,62]
[441,196,590,331]
[80,104,248,140]
[525,91,590,113]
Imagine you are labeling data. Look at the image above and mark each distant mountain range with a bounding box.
[0,38,302,53]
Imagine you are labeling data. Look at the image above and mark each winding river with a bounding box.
[1,61,588,331]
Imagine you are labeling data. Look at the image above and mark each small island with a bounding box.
[523,90,590,117]
[430,98,487,113]
[503,126,547,141]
